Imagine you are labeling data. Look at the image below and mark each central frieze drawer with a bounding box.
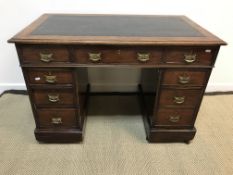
[20,45,70,63]
[32,89,75,107]
[27,68,73,85]
[159,88,202,107]
[74,46,162,64]
[37,109,78,129]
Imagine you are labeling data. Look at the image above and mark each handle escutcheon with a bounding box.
[178,75,190,84]
[137,53,150,62]
[44,74,57,84]
[184,54,196,63]
[51,117,62,125]
[173,96,185,104]
[89,53,102,62]
[169,115,180,123]
[40,53,53,63]
[48,94,60,103]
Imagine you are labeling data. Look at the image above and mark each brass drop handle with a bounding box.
[44,74,57,83]
[48,94,60,103]
[169,115,180,123]
[89,53,102,62]
[51,117,62,125]
[137,53,150,62]
[184,54,196,63]
[173,96,185,104]
[178,75,190,84]
[40,53,53,63]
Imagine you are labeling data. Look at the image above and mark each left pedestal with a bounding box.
[16,44,89,143]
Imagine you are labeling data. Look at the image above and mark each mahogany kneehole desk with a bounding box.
[8,14,226,143]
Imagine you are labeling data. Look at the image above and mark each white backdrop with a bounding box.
[0,0,232,94]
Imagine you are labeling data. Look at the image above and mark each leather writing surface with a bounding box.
[31,15,204,37]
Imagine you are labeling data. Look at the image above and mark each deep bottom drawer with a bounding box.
[154,108,194,126]
[37,108,78,129]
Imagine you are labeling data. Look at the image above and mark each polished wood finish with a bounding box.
[27,68,73,85]
[32,88,75,107]
[74,46,162,64]
[159,88,202,107]
[162,69,210,86]
[163,46,217,65]
[155,108,195,127]
[20,45,70,63]
[8,14,226,143]
[37,108,78,128]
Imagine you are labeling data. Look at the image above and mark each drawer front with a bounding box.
[163,47,216,65]
[27,69,73,85]
[21,45,70,63]
[162,69,209,86]
[74,46,162,64]
[37,109,78,128]
[159,89,202,107]
[32,89,75,107]
[154,108,194,126]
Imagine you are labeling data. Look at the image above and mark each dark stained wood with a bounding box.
[20,45,71,63]
[74,68,89,128]
[139,97,196,143]
[34,128,83,143]
[20,63,215,69]
[159,88,202,108]
[17,44,219,67]
[161,69,210,86]
[163,46,217,65]
[27,68,73,85]
[32,88,75,107]
[74,46,162,64]
[140,69,160,125]
[154,108,194,127]
[37,108,78,128]
[8,14,226,143]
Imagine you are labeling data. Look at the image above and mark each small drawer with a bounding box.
[163,47,216,65]
[37,108,78,129]
[162,69,209,86]
[27,68,73,85]
[159,88,202,107]
[154,108,194,126]
[74,46,161,64]
[32,89,75,107]
[20,45,70,63]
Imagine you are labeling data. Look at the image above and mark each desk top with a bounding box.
[9,14,226,45]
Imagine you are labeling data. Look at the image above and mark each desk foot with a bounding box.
[34,128,84,143]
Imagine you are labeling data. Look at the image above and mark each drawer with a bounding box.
[20,45,70,63]
[27,68,73,85]
[162,69,209,86]
[163,47,216,65]
[37,108,78,128]
[154,108,194,126]
[74,46,162,64]
[159,88,202,107]
[32,89,75,107]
